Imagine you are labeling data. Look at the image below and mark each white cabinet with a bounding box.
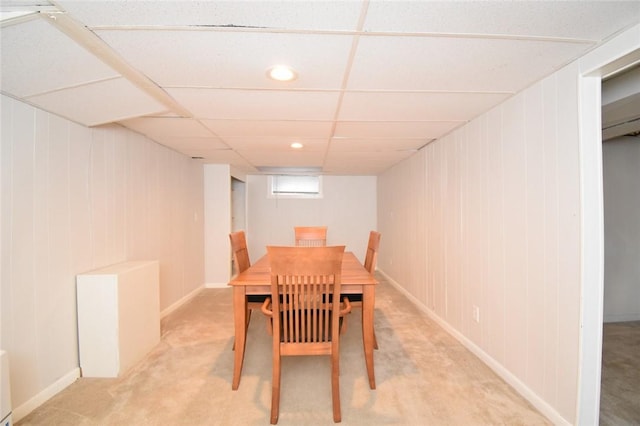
[77,261,160,378]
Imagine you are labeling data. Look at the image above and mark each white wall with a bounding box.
[0,95,204,419]
[378,48,583,426]
[204,164,232,286]
[603,136,640,322]
[245,175,377,263]
[379,62,581,423]
[377,23,640,425]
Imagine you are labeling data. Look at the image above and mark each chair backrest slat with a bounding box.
[267,245,344,344]
[229,231,251,275]
[294,226,327,247]
[363,231,381,274]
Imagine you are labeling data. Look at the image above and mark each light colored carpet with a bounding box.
[599,321,640,425]
[17,274,550,425]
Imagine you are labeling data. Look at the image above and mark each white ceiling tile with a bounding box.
[0,17,119,97]
[96,30,353,89]
[349,36,591,92]
[334,121,460,138]
[183,148,256,169]
[57,0,363,30]
[223,137,328,151]
[2,0,637,176]
[239,150,324,168]
[364,1,640,40]
[120,117,216,139]
[324,151,415,175]
[168,88,340,121]
[159,137,229,151]
[330,138,427,152]
[339,92,510,121]
[326,150,415,161]
[25,77,166,126]
[202,119,333,139]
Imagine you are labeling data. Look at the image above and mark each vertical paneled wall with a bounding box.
[246,175,377,263]
[203,164,231,286]
[378,64,582,423]
[0,95,204,412]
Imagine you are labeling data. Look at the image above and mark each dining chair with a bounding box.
[261,245,351,424]
[294,226,327,246]
[229,231,269,342]
[341,230,381,349]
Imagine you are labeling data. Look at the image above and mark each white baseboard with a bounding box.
[204,282,228,289]
[13,368,80,423]
[13,286,211,423]
[377,269,571,426]
[160,285,205,319]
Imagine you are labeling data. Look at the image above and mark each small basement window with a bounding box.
[268,175,322,199]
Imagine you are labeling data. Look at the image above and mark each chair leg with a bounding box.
[271,352,281,424]
[234,302,254,351]
[341,309,378,349]
[331,351,341,423]
[363,309,379,350]
[266,316,273,336]
[340,313,349,335]
[246,306,252,328]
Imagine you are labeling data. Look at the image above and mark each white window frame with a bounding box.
[267,175,323,199]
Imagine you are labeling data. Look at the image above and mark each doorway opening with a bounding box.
[599,63,640,425]
[578,47,639,424]
[231,176,246,276]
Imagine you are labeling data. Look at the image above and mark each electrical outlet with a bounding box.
[472,305,480,323]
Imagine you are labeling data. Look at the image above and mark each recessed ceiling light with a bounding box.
[267,65,297,82]
[291,142,303,149]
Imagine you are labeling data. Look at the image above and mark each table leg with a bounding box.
[232,287,247,390]
[362,285,376,389]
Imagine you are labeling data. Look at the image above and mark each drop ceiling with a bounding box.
[1,1,639,175]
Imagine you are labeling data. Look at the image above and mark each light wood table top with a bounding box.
[228,251,378,391]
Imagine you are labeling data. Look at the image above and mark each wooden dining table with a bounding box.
[228,251,378,391]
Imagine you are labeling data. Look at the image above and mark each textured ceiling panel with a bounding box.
[324,150,415,175]
[120,117,218,139]
[334,121,460,138]
[201,119,333,139]
[25,77,166,126]
[239,149,324,168]
[168,88,340,121]
[339,92,511,121]
[1,1,637,175]
[365,0,640,40]
[330,137,428,152]
[155,137,229,150]
[57,0,363,30]
[96,30,354,89]
[0,17,118,97]
[349,35,592,92]
[223,137,328,151]
[182,148,255,170]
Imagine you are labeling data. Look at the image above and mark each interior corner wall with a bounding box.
[377,23,640,426]
[378,60,583,425]
[204,164,232,287]
[0,94,205,419]
[245,174,377,263]
[603,136,640,322]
